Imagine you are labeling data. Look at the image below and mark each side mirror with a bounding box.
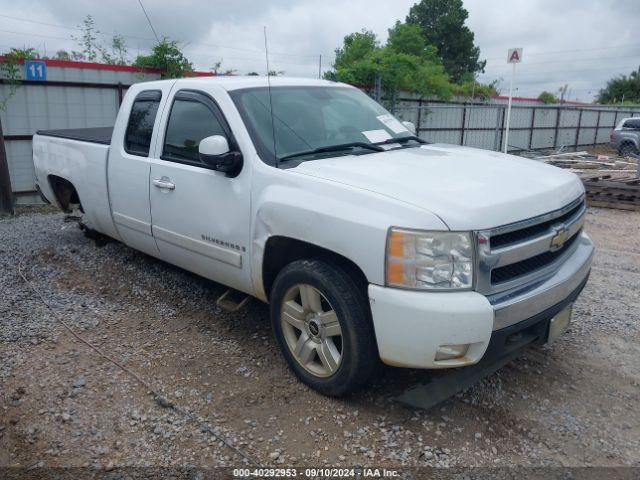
[402,121,416,135]
[199,135,243,177]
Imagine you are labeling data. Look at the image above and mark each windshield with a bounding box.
[229,86,414,165]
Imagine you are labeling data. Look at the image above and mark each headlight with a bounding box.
[386,228,474,290]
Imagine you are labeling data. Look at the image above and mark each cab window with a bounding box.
[162,91,228,164]
[124,90,162,156]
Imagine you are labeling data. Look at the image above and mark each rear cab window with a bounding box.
[622,119,640,129]
[124,90,162,156]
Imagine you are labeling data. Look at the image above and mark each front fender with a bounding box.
[250,173,448,301]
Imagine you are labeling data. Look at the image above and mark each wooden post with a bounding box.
[0,117,14,215]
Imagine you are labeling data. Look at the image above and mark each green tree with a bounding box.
[0,47,38,110]
[538,91,558,104]
[328,27,453,100]
[406,0,485,82]
[72,14,100,62]
[334,30,378,69]
[452,73,498,100]
[54,50,71,61]
[329,30,378,86]
[134,39,193,78]
[597,67,640,104]
[387,21,438,60]
[100,34,128,65]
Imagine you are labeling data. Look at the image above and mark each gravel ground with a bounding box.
[1,206,639,470]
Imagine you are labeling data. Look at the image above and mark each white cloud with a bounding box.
[0,0,637,101]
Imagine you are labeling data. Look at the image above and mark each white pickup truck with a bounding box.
[33,77,594,396]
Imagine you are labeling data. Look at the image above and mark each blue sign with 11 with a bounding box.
[25,60,47,81]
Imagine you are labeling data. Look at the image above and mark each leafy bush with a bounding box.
[597,68,640,104]
[538,91,558,104]
[134,39,193,79]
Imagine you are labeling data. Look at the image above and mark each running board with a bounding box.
[392,331,536,411]
[216,289,250,312]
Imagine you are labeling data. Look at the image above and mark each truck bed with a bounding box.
[33,129,119,240]
[36,127,113,145]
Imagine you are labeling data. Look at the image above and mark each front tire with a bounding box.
[270,259,377,396]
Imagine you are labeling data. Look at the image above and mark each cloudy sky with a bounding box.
[0,0,638,102]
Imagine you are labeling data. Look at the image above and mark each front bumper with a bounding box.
[368,232,594,369]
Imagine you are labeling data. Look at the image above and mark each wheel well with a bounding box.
[262,236,369,300]
[48,175,81,213]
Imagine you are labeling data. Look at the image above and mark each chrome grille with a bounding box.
[475,195,586,295]
[490,201,584,249]
[490,229,581,284]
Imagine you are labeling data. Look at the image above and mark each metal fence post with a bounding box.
[117,82,124,106]
[593,110,601,147]
[528,108,536,150]
[416,99,423,134]
[0,117,14,215]
[552,107,561,150]
[373,71,382,102]
[460,104,466,146]
[574,109,583,151]
[493,106,503,152]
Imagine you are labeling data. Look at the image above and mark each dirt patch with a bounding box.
[1,208,639,469]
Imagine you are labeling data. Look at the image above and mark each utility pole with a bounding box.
[318,54,322,79]
[559,84,568,105]
[0,117,14,215]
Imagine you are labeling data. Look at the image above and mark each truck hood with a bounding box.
[293,144,584,230]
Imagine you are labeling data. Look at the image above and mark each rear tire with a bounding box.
[270,259,377,396]
[619,142,638,157]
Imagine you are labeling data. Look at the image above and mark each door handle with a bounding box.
[152,178,175,190]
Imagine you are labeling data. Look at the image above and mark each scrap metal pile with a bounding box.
[533,151,640,211]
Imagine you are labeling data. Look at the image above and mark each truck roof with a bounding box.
[135,76,348,92]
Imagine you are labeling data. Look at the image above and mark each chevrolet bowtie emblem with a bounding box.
[550,226,569,251]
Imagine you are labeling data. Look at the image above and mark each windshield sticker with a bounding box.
[362,129,392,143]
[377,114,408,134]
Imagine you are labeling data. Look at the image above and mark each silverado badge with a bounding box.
[550,225,569,252]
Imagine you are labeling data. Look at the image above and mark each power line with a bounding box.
[0,13,336,59]
[480,63,640,80]
[486,54,640,70]
[136,0,160,43]
[481,43,640,63]
[1,11,638,63]
[0,28,78,42]
[0,13,155,41]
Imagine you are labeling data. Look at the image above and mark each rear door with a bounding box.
[108,83,174,256]
[148,87,252,294]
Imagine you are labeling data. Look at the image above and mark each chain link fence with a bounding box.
[389,100,640,153]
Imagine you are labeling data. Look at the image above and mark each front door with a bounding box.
[108,84,173,257]
[148,88,252,294]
